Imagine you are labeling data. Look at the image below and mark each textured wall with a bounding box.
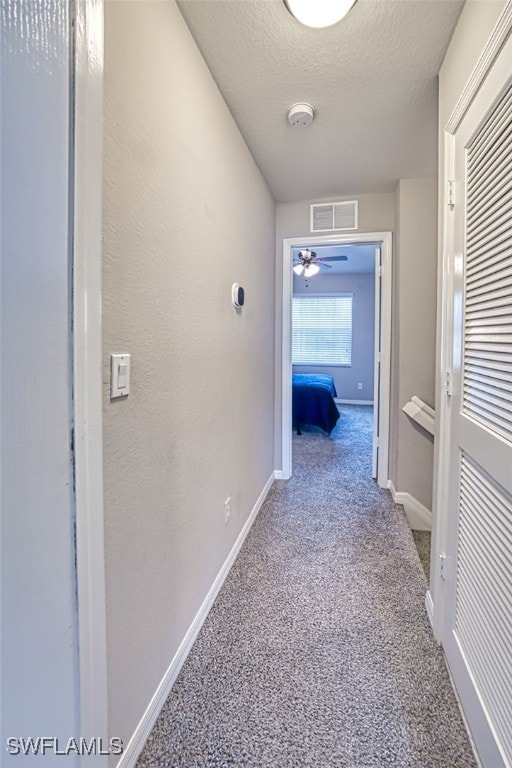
[1,0,79,757]
[293,272,375,400]
[102,0,275,754]
[275,193,395,468]
[394,178,438,510]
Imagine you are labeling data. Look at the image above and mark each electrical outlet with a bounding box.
[357,382,363,390]
[224,497,231,526]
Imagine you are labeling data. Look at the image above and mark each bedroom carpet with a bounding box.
[136,405,476,768]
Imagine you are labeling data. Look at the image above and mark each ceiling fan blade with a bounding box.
[317,255,348,262]
[318,262,332,270]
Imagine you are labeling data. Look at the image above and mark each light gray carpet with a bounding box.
[412,531,432,583]
[137,405,476,768]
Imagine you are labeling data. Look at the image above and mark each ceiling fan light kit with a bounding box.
[304,263,320,278]
[284,0,357,28]
[292,248,348,281]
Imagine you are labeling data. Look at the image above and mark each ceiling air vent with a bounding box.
[310,201,358,232]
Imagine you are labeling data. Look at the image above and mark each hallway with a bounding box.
[137,407,476,768]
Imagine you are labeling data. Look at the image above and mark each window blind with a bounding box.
[292,294,353,366]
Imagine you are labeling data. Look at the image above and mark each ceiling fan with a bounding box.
[293,249,348,277]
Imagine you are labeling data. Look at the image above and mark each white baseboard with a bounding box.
[425,590,434,630]
[116,472,275,768]
[274,469,286,480]
[387,481,432,531]
[336,398,374,406]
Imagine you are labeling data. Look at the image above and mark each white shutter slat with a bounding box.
[462,399,512,441]
[468,80,512,159]
[464,374,512,400]
[457,599,512,721]
[464,365,512,384]
[466,244,512,279]
[466,227,511,265]
[464,388,512,416]
[467,147,512,211]
[466,306,512,322]
[466,198,512,243]
[456,453,512,765]
[467,126,512,194]
[467,172,512,225]
[465,340,512,352]
[467,163,512,220]
[463,101,512,443]
[466,279,512,302]
[466,209,512,254]
[466,284,511,308]
[465,268,512,297]
[467,84,512,181]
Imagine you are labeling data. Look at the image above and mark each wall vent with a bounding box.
[310,201,358,233]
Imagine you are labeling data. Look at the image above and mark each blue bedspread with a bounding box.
[292,373,340,435]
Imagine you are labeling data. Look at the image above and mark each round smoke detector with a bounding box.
[287,103,315,127]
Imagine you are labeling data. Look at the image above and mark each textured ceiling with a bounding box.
[177,0,463,203]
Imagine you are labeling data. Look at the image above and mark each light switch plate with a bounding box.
[111,354,130,398]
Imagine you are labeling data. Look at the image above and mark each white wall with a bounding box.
[275,193,395,467]
[392,178,438,511]
[102,0,275,757]
[1,0,79,760]
[292,272,375,400]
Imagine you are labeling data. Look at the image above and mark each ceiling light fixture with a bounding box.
[284,0,357,28]
[304,263,320,277]
[293,263,305,275]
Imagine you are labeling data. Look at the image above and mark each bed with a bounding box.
[292,373,340,435]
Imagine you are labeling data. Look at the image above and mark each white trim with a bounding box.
[387,479,396,497]
[73,0,108,758]
[337,399,373,406]
[372,245,382,480]
[388,482,432,531]
[116,473,275,768]
[281,232,392,487]
[425,590,435,631]
[274,470,286,480]
[402,396,435,436]
[431,129,456,643]
[282,237,294,479]
[394,493,432,531]
[445,0,512,134]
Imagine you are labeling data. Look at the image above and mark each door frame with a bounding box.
[280,231,392,486]
[73,0,109,757]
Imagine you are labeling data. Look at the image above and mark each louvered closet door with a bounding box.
[443,30,512,768]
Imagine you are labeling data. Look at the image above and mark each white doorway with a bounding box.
[280,231,392,487]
